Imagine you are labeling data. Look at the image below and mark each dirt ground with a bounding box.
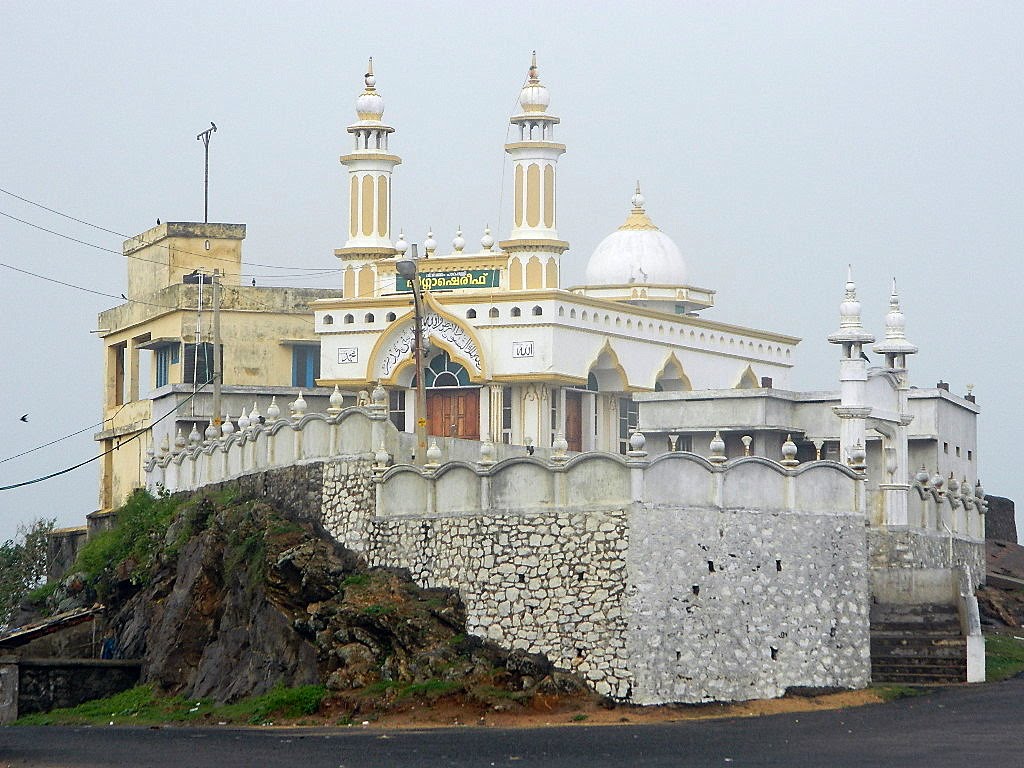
[302,688,886,730]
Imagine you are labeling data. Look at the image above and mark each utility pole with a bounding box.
[211,270,222,429]
[196,122,217,223]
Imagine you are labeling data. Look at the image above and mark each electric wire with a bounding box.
[0,203,341,277]
[0,378,213,492]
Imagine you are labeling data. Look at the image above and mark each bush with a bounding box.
[73,489,184,597]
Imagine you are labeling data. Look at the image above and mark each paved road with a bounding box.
[3,678,1021,767]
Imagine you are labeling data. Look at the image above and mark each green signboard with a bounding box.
[396,269,500,292]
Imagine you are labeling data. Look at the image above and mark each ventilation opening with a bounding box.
[691,585,700,596]
[518,573,526,584]
[770,646,779,661]
[707,561,715,573]
[776,559,782,572]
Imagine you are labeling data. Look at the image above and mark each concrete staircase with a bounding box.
[870,601,967,684]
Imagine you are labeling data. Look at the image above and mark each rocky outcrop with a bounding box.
[985,496,1017,543]
[101,491,588,705]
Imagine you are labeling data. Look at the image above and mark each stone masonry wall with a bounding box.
[868,529,986,588]
[628,506,870,704]
[321,456,871,703]
[320,456,633,698]
[321,458,377,550]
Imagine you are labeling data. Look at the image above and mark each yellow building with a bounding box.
[93,222,337,517]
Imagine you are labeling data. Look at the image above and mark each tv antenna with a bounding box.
[196,122,217,223]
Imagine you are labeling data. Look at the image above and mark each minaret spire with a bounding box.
[501,52,568,289]
[873,277,918,371]
[828,267,875,471]
[338,58,402,268]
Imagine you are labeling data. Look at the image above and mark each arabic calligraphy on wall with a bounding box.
[380,313,481,377]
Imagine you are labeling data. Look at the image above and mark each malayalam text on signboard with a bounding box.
[396,269,500,292]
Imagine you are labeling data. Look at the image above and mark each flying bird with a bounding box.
[859,350,871,362]
[19,414,28,422]
[120,293,127,300]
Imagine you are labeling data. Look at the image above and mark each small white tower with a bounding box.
[338,58,402,264]
[501,53,568,290]
[872,279,918,372]
[873,278,918,526]
[827,267,875,469]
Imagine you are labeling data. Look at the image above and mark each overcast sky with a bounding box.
[1,1,1021,542]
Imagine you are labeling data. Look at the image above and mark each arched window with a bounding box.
[323,314,334,325]
[558,306,564,317]
[413,351,472,388]
[570,308,577,319]
[364,312,375,323]
[532,305,543,316]
[489,307,499,318]
[386,312,396,322]
[587,372,599,392]
[581,310,588,321]
[511,307,522,318]
[344,314,354,324]
[466,308,477,319]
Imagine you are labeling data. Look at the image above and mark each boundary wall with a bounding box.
[143,399,983,702]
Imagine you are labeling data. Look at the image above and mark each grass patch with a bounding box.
[342,574,369,588]
[399,679,462,700]
[73,489,185,596]
[216,684,326,724]
[14,683,326,726]
[362,604,396,617]
[871,685,931,702]
[25,580,59,606]
[985,634,1024,681]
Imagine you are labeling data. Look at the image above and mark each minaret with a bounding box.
[873,279,918,527]
[501,53,568,291]
[872,279,918,372]
[827,267,875,469]
[337,58,401,284]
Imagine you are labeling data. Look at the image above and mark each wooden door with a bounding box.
[565,391,583,452]
[426,389,480,440]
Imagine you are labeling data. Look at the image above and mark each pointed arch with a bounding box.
[655,353,693,392]
[369,293,489,386]
[545,258,558,288]
[735,365,759,389]
[509,257,523,291]
[585,340,629,392]
[526,256,543,289]
[357,264,374,298]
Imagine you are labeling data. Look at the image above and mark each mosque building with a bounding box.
[314,56,800,456]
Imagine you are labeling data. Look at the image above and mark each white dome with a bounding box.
[519,52,550,113]
[584,188,688,286]
[355,59,384,121]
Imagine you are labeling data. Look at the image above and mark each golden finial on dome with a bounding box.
[528,51,539,83]
[620,182,658,231]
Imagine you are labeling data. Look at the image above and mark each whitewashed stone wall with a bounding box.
[321,453,872,704]
[360,508,633,698]
[628,506,870,704]
[322,458,376,551]
[868,528,985,588]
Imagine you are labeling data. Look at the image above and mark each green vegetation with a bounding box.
[985,634,1024,681]
[0,517,55,625]
[14,684,326,726]
[74,489,184,596]
[361,678,463,702]
[871,685,931,702]
[342,573,369,588]
[362,603,397,617]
